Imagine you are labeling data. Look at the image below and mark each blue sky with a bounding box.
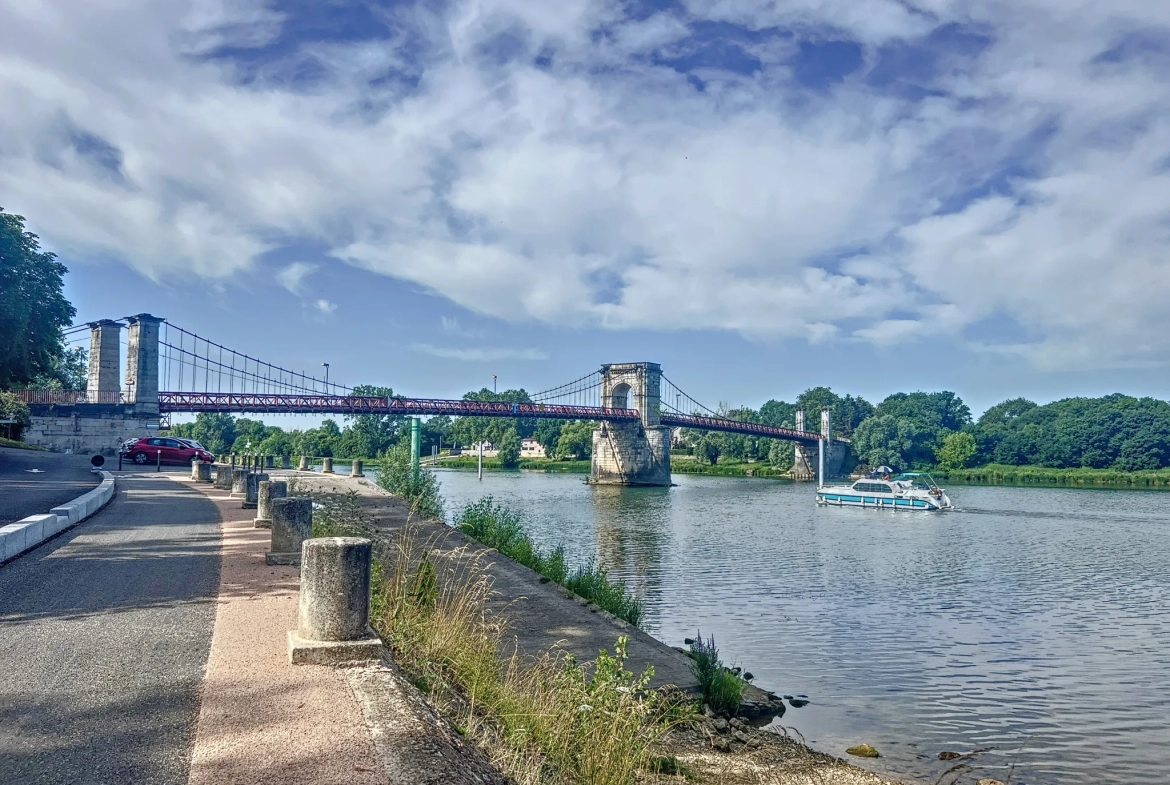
[5,0,1170,418]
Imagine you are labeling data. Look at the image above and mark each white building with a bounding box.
[520,437,546,458]
[469,441,499,457]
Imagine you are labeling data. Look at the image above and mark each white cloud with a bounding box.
[441,316,486,339]
[277,261,316,295]
[2,0,1170,369]
[410,343,548,361]
[315,299,336,315]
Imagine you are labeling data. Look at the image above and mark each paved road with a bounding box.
[0,447,100,525]
[0,473,222,784]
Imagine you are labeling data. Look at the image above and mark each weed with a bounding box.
[376,442,445,520]
[686,632,746,715]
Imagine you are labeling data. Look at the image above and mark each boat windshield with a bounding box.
[894,472,938,489]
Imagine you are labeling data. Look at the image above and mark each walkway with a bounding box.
[0,447,99,525]
[0,472,221,784]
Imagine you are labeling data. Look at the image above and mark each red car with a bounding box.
[122,437,214,466]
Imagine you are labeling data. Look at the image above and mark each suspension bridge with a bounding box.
[19,315,849,485]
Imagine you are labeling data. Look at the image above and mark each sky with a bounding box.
[3,0,1170,418]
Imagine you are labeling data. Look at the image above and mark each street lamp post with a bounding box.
[492,374,497,394]
[322,362,330,393]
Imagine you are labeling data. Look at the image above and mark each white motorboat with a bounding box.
[816,471,953,511]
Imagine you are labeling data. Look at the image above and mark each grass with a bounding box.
[671,459,792,479]
[685,632,747,716]
[0,436,45,451]
[306,492,683,785]
[440,456,592,473]
[935,463,1170,488]
[458,497,644,626]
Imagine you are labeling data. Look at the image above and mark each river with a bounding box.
[428,469,1169,785]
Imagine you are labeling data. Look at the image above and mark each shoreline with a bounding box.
[283,470,909,785]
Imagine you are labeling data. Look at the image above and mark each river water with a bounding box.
[430,469,1169,785]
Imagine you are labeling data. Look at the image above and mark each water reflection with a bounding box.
[435,469,1170,785]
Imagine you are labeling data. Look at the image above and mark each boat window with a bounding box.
[852,482,890,493]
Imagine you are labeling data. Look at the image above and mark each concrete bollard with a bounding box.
[190,459,203,481]
[267,497,312,566]
[195,461,213,483]
[255,480,287,529]
[322,457,334,474]
[230,468,248,497]
[282,455,292,469]
[298,456,309,471]
[351,459,364,477]
[265,455,275,468]
[288,537,382,665]
[244,472,268,509]
[215,465,233,490]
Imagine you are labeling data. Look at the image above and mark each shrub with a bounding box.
[497,427,521,469]
[0,391,31,440]
[377,441,445,520]
[687,631,746,715]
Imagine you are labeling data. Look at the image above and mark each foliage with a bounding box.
[24,346,88,390]
[938,462,1170,487]
[554,420,595,459]
[457,497,643,625]
[767,439,795,471]
[344,384,403,457]
[0,391,32,439]
[377,441,445,520]
[172,412,237,454]
[686,632,746,716]
[497,427,521,469]
[937,431,977,470]
[851,414,919,471]
[0,209,76,390]
[377,528,675,785]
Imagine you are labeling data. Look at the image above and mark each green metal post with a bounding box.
[411,417,420,482]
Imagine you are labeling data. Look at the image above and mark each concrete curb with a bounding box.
[0,470,116,562]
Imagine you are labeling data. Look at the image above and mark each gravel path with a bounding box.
[0,472,221,784]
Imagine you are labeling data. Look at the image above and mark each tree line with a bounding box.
[170,386,597,469]
[681,387,1170,473]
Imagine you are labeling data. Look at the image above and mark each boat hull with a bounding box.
[816,489,951,511]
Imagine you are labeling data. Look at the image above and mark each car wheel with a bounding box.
[132,451,150,465]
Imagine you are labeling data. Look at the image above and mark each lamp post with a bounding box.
[492,374,497,394]
[322,362,330,393]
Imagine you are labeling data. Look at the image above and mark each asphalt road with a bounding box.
[0,472,222,784]
[0,447,100,525]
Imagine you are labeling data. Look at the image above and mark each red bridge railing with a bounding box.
[158,392,641,422]
[659,412,840,445]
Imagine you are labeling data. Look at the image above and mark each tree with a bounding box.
[767,439,794,471]
[186,412,237,453]
[26,346,88,390]
[937,431,977,470]
[498,428,521,469]
[851,415,918,471]
[0,209,76,389]
[0,391,31,440]
[533,419,564,456]
[555,421,594,459]
[344,385,403,457]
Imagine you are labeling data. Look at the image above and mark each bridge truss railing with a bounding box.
[158,392,641,422]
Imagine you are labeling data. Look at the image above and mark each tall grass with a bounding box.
[938,463,1170,488]
[687,631,746,716]
[457,497,643,626]
[377,442,446,519]
[376,526,680,785]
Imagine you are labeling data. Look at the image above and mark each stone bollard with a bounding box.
[230,468,248,497]
[265,455,275,468]
[255,480,287,529]
[244,472,268,509]
[288,537,382,665]
[215,465,233,490]
[195,461,213,483]
[267,497,312,566]
[351,459,364,477]
[282,455,292,470]
[322,457,334,474]
[298,456,309,471]
[190,459,203,481]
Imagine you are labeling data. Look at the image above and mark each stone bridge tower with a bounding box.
[590,363,672,486]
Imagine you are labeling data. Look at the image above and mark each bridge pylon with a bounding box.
[590,363,671,486]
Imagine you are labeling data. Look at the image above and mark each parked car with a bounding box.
[121,437,214,465]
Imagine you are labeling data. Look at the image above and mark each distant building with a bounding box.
[469,441,499,457]
[520,437,546,458]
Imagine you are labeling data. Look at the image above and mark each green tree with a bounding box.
[555,421,595,459]
[0,209,76,389]
[25,346,88,390]
[185,412,237,453]
[533,419,564,456]
[937,431,977,469]
[852,415,918,471]
[0,391,32,440]
[344,385,403,458]
[498,427,521,469]
[767,439,794,471]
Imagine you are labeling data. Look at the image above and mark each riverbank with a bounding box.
[934,463,1170,487]
[282,471,903,785]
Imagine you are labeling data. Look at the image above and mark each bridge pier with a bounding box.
[589,363,671,486]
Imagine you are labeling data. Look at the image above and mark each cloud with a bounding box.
[410,343,548,361]
[277,261,316,295]
[3,1,1170,369]
[440,316,486,339]
[315,299,336,315]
